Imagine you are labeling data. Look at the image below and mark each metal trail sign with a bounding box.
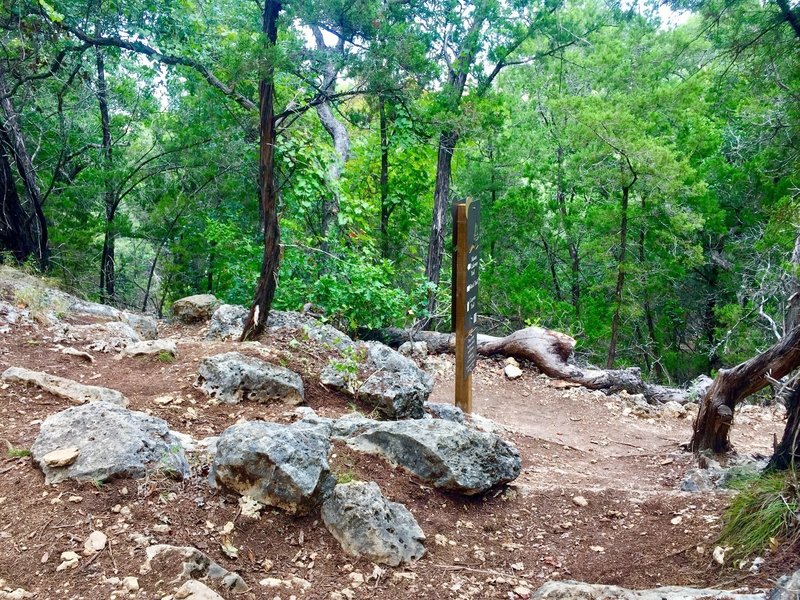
[452,198,479,413]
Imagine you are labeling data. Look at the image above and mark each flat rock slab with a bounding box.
[140,545,248,594]
[211,420,334,515]
[30,402,189,484]
[531,581,767,600]
[322,481,426,566]
[321,341,432,419]
[197,352,304,405]
[171,294,220,323]
[2,366,128,406]
[344,418,521,495]
[116,340,178,360]
[206,304,248,341]
[174,580,225,600]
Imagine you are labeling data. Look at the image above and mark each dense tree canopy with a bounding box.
[1,0,798,384]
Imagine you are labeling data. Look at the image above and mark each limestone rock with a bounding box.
[322,481,426,566]
[504,364,523,380]
[42,447,79,467]
[531,581,765,600]
[321,341,432,419]
[2,366,128,406]
[31,402,189,484]
[175,580,225,600]
[197,352,304,405]
[120,312,159,340]
[344,418,521,494]
[206,304,248,341]
[211,420,334,515]
[267,311,354,351]
[171,294,220,323]
[140,544,249,594]
[116,339,178,360]
[398,341,428,360]
[424,402,466,423]
[771,569,800,599]
[84,530,107,555]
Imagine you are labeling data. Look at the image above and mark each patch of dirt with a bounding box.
[0,302,795,599]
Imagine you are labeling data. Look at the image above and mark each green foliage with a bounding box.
[6,447,31,458]
[720,470,800,560]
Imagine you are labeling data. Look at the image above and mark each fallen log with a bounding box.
[362,326,689,404]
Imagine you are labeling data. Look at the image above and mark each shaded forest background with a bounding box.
[1,0,799,386]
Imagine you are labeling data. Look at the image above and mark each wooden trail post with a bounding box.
[452,198,479,413]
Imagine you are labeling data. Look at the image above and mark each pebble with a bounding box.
[572,496,588,507]
[122,576,139,592]
[83,530,107,555]
[56,551,79,571]
[505,364,523,380]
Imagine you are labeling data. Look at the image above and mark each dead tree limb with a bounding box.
[363,326,688,404]
[690,324,800,453]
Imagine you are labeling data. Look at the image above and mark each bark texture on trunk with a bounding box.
[240,0,282,341]
[606,183,630,368]
[364,325,688,404]
[379,98,391,258]
[769,384,800,470]
[312,27,348,245]
[0,70,48,269]
[96,50,116,302]
[425,129,459,318]
[690,324,800,453]
[0,132,38,262]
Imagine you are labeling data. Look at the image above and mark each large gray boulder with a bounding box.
[321,341,432,419]
[2,367,128,406]
[322,481,426,566]
[30,402,189,484]
[119,312,159,340]
[197,352,304,405]
[171,294,220,323]
[267,311,354,351]
[206,304,248,341]
[211,421,334,515]
[345,418,521,495]
[531,581,766,600]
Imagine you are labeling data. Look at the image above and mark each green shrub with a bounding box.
[719,470,800,559]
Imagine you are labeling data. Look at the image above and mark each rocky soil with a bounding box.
[0,268,797,600]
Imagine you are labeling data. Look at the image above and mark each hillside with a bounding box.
[0,269,797,600]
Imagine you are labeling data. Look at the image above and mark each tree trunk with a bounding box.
[606,184,630,368]
[0,70,48,269]
[0,131,38,262]
[555,153,580,315]
[312,28,348,246]
[769,383,800,470]
[364,325,689,404]
[379,98,391,258]
[96,50,116,302]
[425,129,459,318]
[775,0,800,40]
[785,227,800,334]
[690,324,800,453]
[240,0,282,341]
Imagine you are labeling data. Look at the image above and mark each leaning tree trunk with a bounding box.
[240,0,282,341]
[691,324,800,453]
[364,325,689,404]
[768,384,800,471]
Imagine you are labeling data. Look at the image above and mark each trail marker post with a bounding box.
[452,198,479,413]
